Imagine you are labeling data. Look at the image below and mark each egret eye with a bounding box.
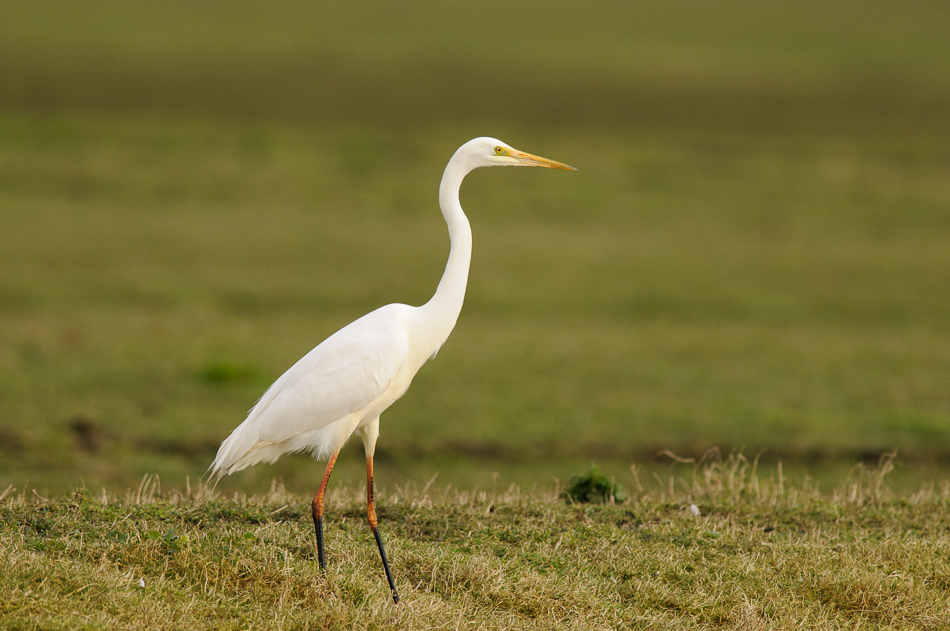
[494,146,505,155]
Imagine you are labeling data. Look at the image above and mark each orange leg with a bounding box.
[367,456,400,604]
[311,450,339,571]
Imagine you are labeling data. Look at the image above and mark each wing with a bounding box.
[211,305,411,475]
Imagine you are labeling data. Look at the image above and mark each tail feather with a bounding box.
[208,422,270,479]
[209,414,348,480]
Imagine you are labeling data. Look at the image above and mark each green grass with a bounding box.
[1,0,950,496]
[4,457,950,629]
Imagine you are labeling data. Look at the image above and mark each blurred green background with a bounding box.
[1,1,949,495]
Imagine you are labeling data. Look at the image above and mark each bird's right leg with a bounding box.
[311,450,340,571]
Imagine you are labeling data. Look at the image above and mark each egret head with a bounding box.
[458,137,577,171]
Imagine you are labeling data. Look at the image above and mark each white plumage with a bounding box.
[211,304,413,475]
[208,137,576,604]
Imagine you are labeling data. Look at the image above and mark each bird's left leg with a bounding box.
[311,450,339,572]
[359,418,400,604]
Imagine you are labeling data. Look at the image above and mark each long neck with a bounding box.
[420,158,473,344]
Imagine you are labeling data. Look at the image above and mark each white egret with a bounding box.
[210,137,576,604]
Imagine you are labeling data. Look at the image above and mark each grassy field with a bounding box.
[1,0,950,498]
[4,457,950,629]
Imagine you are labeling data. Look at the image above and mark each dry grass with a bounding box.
[3,455,949,630]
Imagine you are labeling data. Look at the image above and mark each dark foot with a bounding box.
[313,515,326,571]
[372,525,400,604]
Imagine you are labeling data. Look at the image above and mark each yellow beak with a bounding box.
[512,149,578,171]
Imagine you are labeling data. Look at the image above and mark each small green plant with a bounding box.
[562,462,625,504]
